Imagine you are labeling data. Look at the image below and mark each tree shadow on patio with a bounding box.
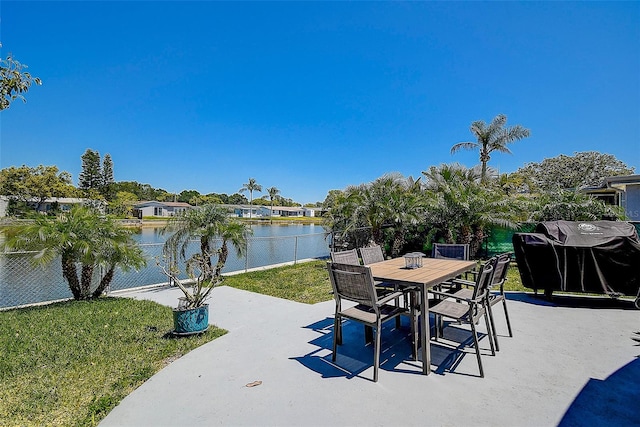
[558,356,640,426]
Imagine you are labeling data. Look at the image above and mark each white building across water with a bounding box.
[130,201,325,219]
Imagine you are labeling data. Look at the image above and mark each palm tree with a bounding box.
[322,186,368,250]
[163,204,250,274]
[326,174,422,257]
[451,114,530,182]
[385,177,423,257]
[2,206,146,300]
[422,163,516,256]
[266,186,280,223]
[422,163,482,192]
[162,204,251,307]
[527,190,623,222]
[239,178,262,219]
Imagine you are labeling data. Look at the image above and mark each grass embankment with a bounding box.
[0,298,224,427]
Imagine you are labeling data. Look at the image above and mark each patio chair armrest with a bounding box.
[430,289,484,304]
[377,290,406,305]
[449,278,476,288]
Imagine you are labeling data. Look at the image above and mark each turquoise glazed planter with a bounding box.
[172,304,209,335]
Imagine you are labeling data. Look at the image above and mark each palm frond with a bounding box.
[450,141,478,154]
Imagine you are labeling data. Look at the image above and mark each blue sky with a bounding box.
[1,1,639,204]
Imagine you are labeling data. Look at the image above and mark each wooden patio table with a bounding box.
[368,257,477,375]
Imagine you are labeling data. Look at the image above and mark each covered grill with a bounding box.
[513,220,640,307]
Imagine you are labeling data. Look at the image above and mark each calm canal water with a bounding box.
[0,224,330,309]
[133,222,326,243]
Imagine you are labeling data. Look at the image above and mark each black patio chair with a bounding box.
[429,262,495,378]
[448,253,513,351]
[327,262,412,382]
[485,253,514,349]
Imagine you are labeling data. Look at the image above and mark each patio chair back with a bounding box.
[473,260,495,302]
[327,262,378,307]
[330,249,360,265]
[490,253,511,291]
[432,243,470,260]
[486,253,514,345]
[429,261,495,377]
[359,245,408,315]
[359,245,385,265]
[327,261,410,382]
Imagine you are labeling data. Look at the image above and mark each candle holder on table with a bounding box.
[403,252,425,269]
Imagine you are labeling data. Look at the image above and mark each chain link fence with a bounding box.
[0,232,331,310]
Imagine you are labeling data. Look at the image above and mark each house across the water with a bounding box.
[230,205,324,218]
[132,201,194,218]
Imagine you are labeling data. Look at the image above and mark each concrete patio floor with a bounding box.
[100,285,640,427]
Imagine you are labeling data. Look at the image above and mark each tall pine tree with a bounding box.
[79,149,103,192]
[101,153,115,200]
[102,154,114,184]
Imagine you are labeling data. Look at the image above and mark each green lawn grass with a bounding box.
[223,260,333,304]
[505,262,527,292]
[0,298,224,426]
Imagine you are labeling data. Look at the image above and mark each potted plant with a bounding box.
[157,250,216,334]
[158,204,249,335]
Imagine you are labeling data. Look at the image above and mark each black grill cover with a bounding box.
[513,221,640,297]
